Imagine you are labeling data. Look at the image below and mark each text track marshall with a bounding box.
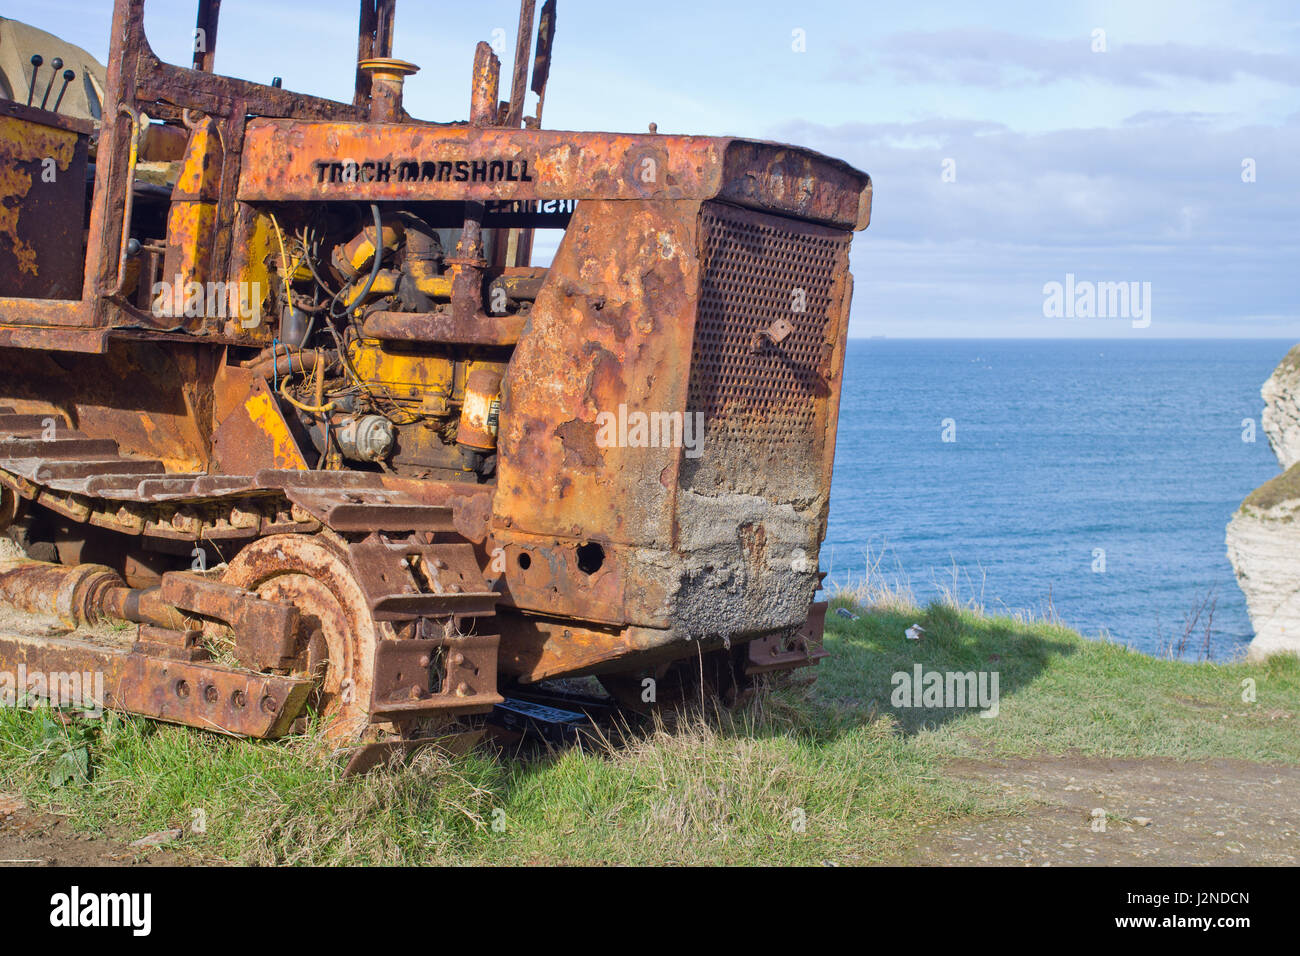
[315,157,535,184]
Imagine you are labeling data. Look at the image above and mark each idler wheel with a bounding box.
[223,533,385,742]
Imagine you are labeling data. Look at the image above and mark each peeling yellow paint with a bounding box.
[244,391,309,470]
[0,114,78,278]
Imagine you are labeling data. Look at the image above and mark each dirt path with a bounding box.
[906,756,1300,865]
[0,793,187,867]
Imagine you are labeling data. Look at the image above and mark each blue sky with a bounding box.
[25,0,1300,337]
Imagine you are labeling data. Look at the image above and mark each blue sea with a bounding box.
[824,339,1293,659]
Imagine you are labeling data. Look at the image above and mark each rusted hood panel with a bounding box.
[237,121,870,229]
[495,198,700,549]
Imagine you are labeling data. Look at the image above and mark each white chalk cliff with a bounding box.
[1227,344,1300,659]
[1261,346,1300,470]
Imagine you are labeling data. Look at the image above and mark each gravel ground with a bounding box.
[905,756,1300,865]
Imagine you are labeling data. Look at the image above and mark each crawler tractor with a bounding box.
[0,0,871,764]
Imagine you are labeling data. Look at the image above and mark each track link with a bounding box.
[0,407,504,753]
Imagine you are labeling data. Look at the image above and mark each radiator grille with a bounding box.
[687,204,849,449]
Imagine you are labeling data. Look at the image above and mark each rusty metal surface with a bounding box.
[133,623,206,662]
[353,1,397,110]
[158,113,225,333]
[0,558,123,625]
[0,96,95,138]
[0,436,117,459]
[99,585,187,630]
[491,533,633,628]
[0,476,312,543]
[680,201,852,504]
[271,472,494,543]
[0,339,213,471]
[237,123,869,226]
[283,487,456,533]
[0,104,89,300]
[0,460,487,547]
[215,530,503,735]
[23,459,164,480]
[469,41,500,128]
[343,533,497,619]
[504,0,536,130]
[117,652,311,737]
[496,610,667,683]
[0,483,17,531]
[220,533,381,741]
[237,122,868,230]
[719,141,871,232]
[360,310,528,346]
[0,630,312,737]
[0,0,366,349]
[191,0,222,72]
[160,571,300,669]
[494,198,700,553]
[743,602,829,675]
[0,319,104,353]
[357,57,418,124]
[489,193,853,655]
[212,364,310,473]
[457,366,502,451]
[370,631,502,718]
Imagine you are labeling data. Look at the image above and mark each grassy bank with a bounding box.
[2,595,1296,865]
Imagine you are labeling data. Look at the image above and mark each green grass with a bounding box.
[822,595,1300,763]
[2,596,1297,865]
[1242,463,1300,513]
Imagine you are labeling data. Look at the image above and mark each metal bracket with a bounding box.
[750,317,794,353]
[160,572,300,669]
[744,601,829,675]
[370,632,504,719]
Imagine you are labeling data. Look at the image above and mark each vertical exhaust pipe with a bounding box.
[357,57,419,123]
[468,41,500,127]
[447,42,501,322]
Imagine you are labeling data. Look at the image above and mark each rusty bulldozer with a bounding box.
[0,1,871,765]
